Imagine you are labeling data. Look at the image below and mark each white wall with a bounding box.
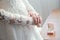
[40,0,59,24]
[28,0,59,24]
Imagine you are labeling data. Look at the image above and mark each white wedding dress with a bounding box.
[0,0,43,40]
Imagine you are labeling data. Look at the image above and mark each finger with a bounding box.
[36,16,42,26]
[37,16,39,24]
[32,16,37,24]
[34,15,38,24]
[38,16,40,24]
[36,18,40,27]
[36,15,40,24]
[39,16,42,24]
[36,17,39,24]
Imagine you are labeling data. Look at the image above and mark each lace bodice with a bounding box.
[0,0,28,16]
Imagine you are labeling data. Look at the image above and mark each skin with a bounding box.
[28,11,42,27]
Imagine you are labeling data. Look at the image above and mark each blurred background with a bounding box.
[28,0,59,24]
[28,0,60,40]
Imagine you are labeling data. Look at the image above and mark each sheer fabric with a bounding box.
[0,0,43,40]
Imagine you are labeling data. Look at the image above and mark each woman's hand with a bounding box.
[29,11,42,27]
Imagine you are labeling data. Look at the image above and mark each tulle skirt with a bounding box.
[0,21,43,40]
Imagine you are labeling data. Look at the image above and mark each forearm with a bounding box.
[0,9,34,25]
